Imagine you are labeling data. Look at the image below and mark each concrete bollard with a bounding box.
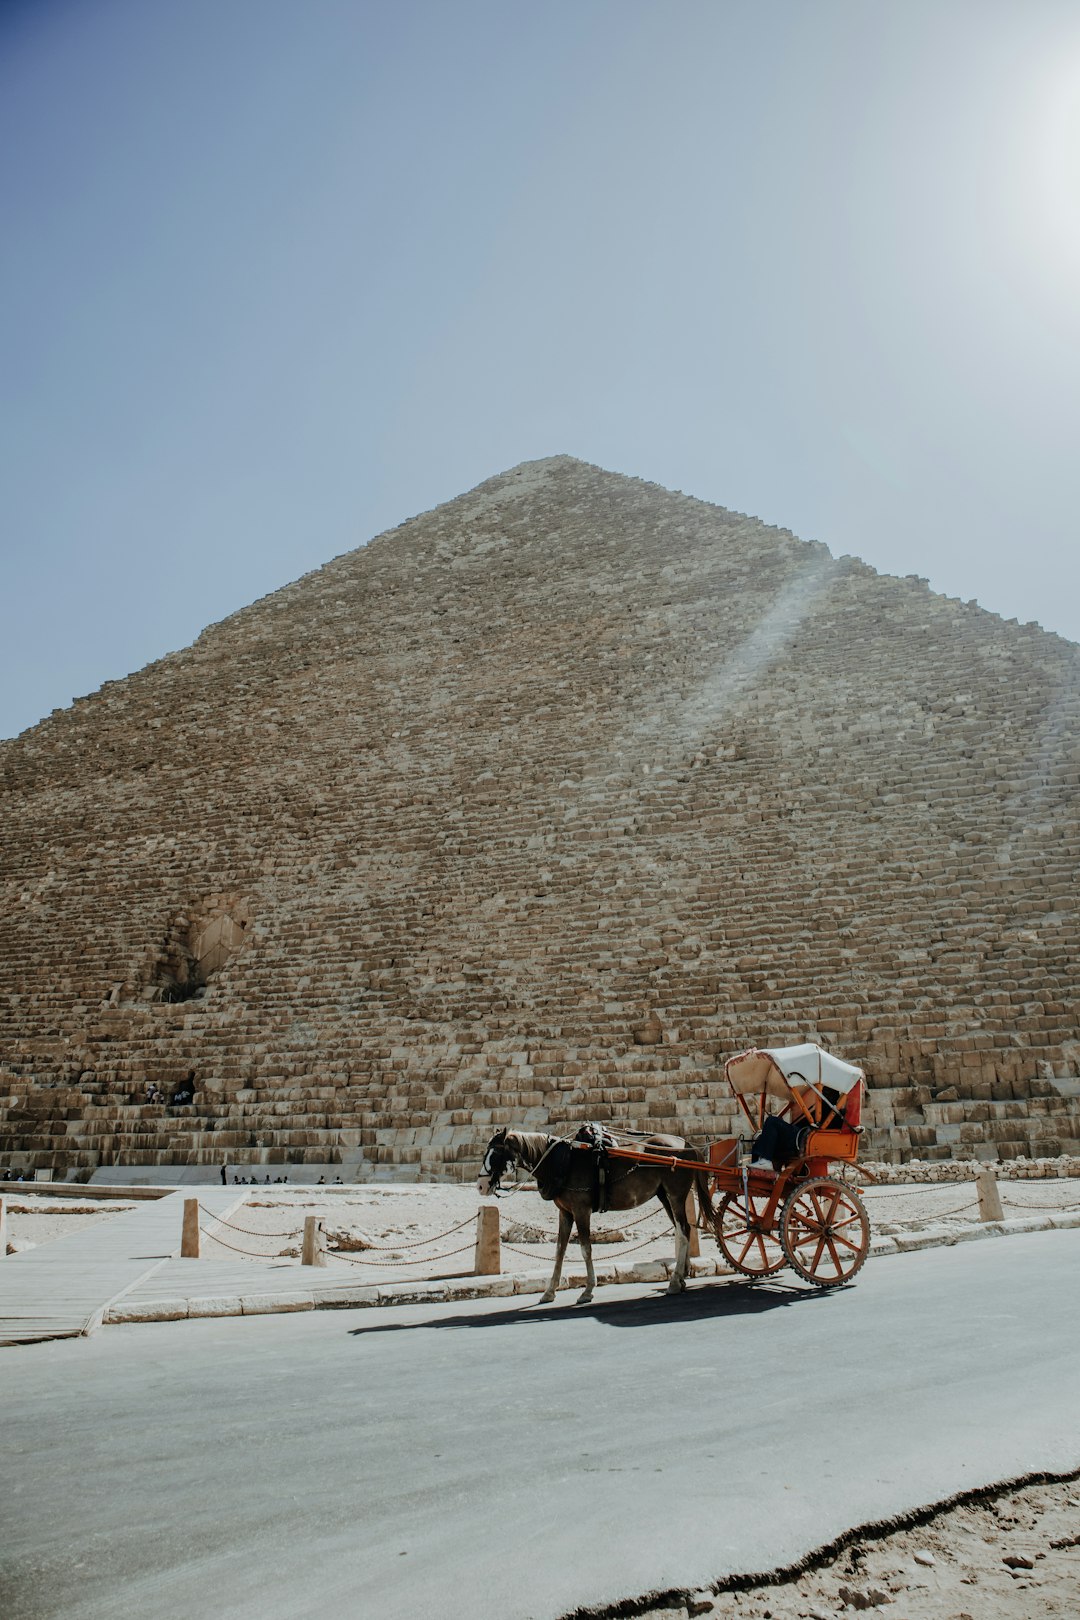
[181,1197,200,1258]
[474,1204,501,1274]
[301,1215,325,1267]
[976,1167,1004,1223]
[0,1196,7,1259]
[686,1190,700,1259]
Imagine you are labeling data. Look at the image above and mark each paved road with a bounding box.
[4,1229,1080,1620]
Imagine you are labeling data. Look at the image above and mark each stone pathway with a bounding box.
[0,1187,246,1344]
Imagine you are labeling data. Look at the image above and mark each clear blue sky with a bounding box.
[3,0,1079,739]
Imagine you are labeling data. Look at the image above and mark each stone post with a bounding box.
[474,1204,501,1274]
[301,1215,324,1267]
[181,1197,200,1258]
[976,1167,1004,1223]
[686,1189,700,1258]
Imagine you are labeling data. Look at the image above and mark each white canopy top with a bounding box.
[725,1042,864,1101]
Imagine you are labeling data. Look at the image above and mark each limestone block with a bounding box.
[187,1296,244,1318]
[240,1293,314,1314]
[105,1298,189,1323]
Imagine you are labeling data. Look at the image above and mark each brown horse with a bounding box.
[478,1128,720,1304]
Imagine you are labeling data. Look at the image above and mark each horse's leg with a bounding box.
[540,1206,573,1304]
[575,1206,596,1305]
[657,1181,690,1293]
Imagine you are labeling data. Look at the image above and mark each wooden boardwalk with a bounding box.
[0,1188,248,1345]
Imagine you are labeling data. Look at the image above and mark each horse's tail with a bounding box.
[692,1165,721,1242]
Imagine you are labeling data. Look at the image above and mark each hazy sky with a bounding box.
[3,0,1079,740]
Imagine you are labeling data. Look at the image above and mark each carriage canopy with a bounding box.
[724,1042,864,1102]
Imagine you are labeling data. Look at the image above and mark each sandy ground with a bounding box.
[7,1178,1080,1275]
[637,1474,1080,1619]
[3,1197,136,1250]
[201,1182,679,1273]
[202,1177,1051,1272]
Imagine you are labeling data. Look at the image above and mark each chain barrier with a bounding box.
[503,1231,729,1270]
[331,1239,476,1268]
[204,1211,302,1239]
[915,1196,980,1220]
[501,1241,551,1261]
[204,1201,477,1250]
[863,1180,979,1197]
[334,1215,476,1252]
[501,1229,670,1264]
[502,1202,670,1242]
[197,1223,279,1258]
[1000,1192,1080,1212]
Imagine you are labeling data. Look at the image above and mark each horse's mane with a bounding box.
[503,1130,557,1168]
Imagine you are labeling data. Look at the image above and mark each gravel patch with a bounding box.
[634,1473,1080,1619]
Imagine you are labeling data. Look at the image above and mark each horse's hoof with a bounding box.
[667,1278,687,1294]
[576,1290,594,1305]
[539,1291,556,1304]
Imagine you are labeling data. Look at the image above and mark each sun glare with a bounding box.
[1027,46,1080,282]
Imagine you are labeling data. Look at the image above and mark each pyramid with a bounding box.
[1,456,1078,1179]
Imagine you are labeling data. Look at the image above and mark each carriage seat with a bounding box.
[799,1081,864,1166]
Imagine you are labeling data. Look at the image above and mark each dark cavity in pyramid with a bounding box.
[1,456,1078,1180]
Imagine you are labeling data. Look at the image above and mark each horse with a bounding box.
[478,1127,720,1305]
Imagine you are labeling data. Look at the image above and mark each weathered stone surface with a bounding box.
[240,1293,313,1314]
[186,1295,243,1318]
[0,456,1077,1177]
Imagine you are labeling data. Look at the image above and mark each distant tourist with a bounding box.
[220,1165,227,1185]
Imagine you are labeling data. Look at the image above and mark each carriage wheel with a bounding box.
[715,1189,786,1276]
[779,1177,870,1287]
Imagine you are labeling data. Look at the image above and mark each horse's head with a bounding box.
[478,1127,513,1197]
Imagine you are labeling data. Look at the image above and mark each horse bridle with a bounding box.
[480,1138,515,1196]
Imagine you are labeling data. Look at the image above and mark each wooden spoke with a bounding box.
[716,1189,785,1276]
[779,1178,870,1288]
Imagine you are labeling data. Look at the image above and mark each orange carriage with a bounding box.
[595,1042,872,1288]
[705,1043,871,1286]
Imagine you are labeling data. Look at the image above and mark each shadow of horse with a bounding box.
[347,1274,843,1339]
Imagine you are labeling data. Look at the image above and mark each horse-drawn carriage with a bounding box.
[705,1042,870,1286]
[479,1042,871,1301]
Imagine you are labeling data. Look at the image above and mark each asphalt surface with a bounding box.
[4,1229,1080,1620]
